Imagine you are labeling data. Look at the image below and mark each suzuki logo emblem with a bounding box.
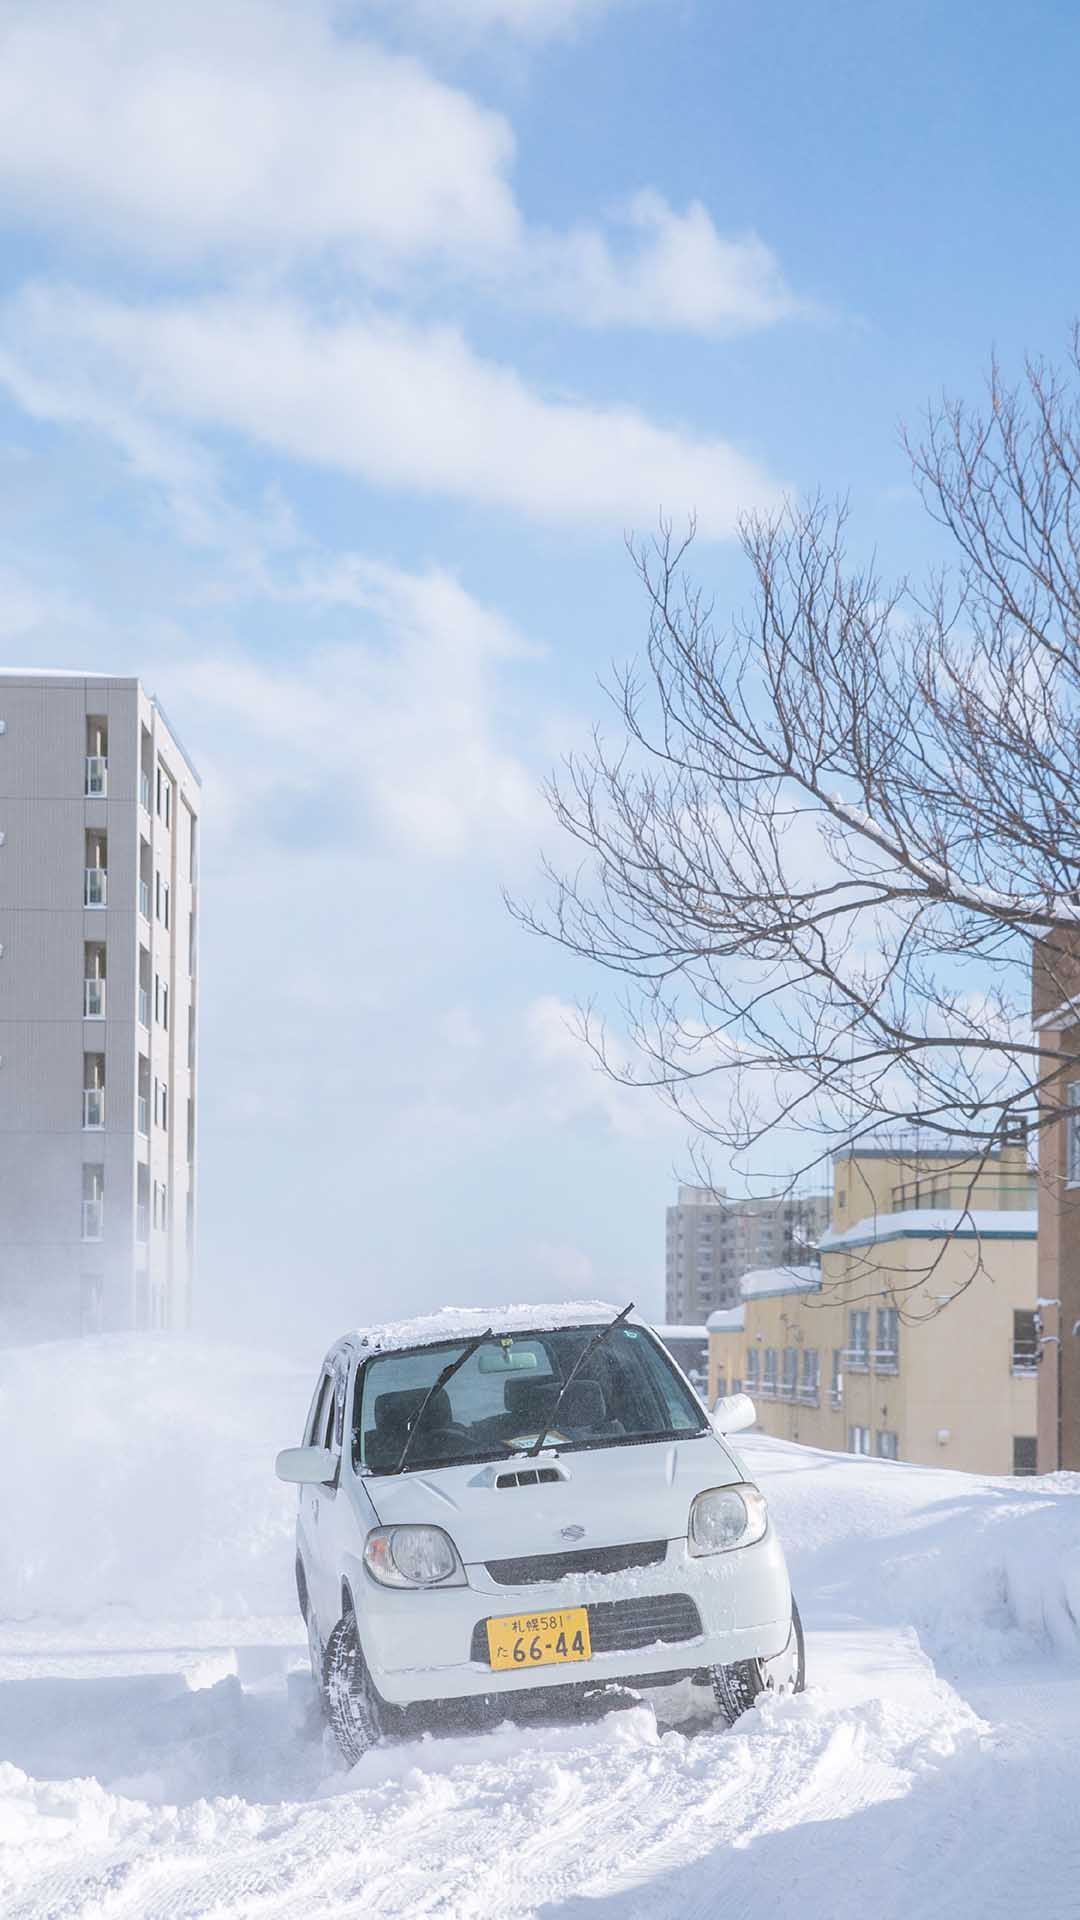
[560,1524,586,1540]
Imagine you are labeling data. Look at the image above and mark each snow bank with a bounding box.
[743,1434,1080,1662]
[0,1336,311,1625]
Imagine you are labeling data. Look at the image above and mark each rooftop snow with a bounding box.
[337,1300,636,1356]
[819,1208,1038,1253]
[738,1264,821,1301]
[706,1306,746,1332]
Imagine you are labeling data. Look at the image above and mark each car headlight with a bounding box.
[363,1525,466,1589]
[688,1483,768,1556]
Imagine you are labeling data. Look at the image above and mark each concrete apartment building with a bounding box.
[0,672,200,1340]
[708,1136,1039,1475]
[665,1183,831,1321]
[1032,938,1080,1471]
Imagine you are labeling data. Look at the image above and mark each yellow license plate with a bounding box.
[485,1606,591,1671]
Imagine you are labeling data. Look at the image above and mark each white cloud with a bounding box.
[161,557,546,861]
[391,0,620,37]
[0,2,801,340]
[0,0,518,272]
[0,287,781,536]
[530,192,801,333]
[525,995,682,1139]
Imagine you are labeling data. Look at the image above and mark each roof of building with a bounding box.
[706,1306,746,1332]
[653,1323,709,1341]
[819,1207,1037,1252]
[738,1264,821,1301]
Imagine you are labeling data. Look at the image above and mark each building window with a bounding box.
[874,1307,899,1372]
[1012,1435,1038,1475]
[84,830,107,907]
[800,1348,819,1401]
[848,1424,871,1455]
[846,1310,870,1369]
[80,1272,104,1336]
[1012,1309,1039,1375]
[744,1348,759,1389]
[153,1180,169,1230]
[81,1164,104,1241]
[82,1054,105,1130]
[762,1348,778,1395]
[1069,1082,1080,1185]
[830,1349,843,1406]
[84,942,106,1019]
[85,717,108,797]
[156,873,170,929]
[876,1430,899,1460]
[154,1079,169,1131]
[155,975,169,1031]
[781,1346,798,1398]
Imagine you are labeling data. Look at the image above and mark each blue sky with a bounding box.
[1,0,1076,1349]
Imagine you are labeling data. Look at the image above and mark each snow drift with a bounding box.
[0,1336,311,1624]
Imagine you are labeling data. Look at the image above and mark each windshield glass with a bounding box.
[352,1324,707,1475]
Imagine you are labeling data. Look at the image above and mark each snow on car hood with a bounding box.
[363,1432,743,1565]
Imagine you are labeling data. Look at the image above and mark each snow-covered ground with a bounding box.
[2,1336,1078,1918]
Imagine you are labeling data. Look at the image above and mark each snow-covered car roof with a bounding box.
[329,1300,640,1362]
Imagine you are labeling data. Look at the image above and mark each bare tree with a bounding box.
[512,333,1080,1300]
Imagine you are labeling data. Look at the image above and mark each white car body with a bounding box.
[278,1304,794,1720]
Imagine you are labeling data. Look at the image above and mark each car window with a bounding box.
[306,1371,334,1450]
[352,1324,707,1475]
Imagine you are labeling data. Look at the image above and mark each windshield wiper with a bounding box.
[395,1327,494,1474]
[528,1302,634,1458]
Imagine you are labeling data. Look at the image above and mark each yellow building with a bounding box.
[708,1140,1039,1475]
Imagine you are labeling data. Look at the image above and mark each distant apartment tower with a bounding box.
[0,673,200,1340]
[665,1184,831,1321]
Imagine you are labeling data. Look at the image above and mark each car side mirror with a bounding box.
[276,1445,337,1484]
[711,1392,756,1435]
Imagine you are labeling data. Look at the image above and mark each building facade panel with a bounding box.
[0,672,199,1341]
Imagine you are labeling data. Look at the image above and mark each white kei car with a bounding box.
[276,1303,804,1762]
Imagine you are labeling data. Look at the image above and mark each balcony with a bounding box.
[81,1199,104,1241]
[85,868,107,908]
[138,878,151,920]
[82,1087,105,1130]
[84,977,106,1019]
[137,1095,149,1136]
[872,1348,900,1374]
[1011,1343,1039,1376]
[85,755,107,797]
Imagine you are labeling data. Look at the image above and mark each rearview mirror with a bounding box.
[276,1445,337,1484]
[477,1346,539,1373]
[711,1393,756,1435]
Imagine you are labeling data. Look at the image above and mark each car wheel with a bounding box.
[323,1608,383,1764]
[711,1597,805,1727]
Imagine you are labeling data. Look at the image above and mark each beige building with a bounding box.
[708,1138,1039,1475]
[0,672,200,1339]
[665,1183,830,1321]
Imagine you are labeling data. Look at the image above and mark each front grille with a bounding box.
[470,1592,702,1664]
[485,1540,667,1585]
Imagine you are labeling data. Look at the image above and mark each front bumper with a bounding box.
[352,1532,792,1709]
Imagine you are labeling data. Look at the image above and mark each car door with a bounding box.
[298,1368,337,1632]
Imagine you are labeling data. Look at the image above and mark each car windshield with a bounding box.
[352,1324,707,1475]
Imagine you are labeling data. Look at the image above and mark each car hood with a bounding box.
[363,1432,742,1565]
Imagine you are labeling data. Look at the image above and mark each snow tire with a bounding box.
[711,1597,805,1728]
[323,1609,383,1764]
